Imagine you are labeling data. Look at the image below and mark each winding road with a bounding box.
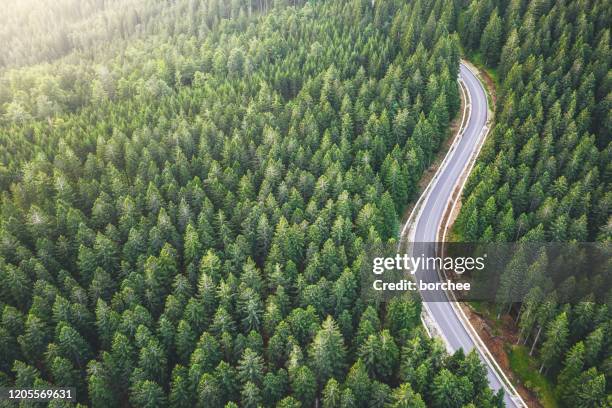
[402,63,524,407]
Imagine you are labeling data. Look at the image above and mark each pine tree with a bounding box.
[191,332,221,373]
[262,369,288,406]
[308,316,347,386]
[237,348,264,387]
[130,380,167,408]
[198,373,222,408]
[555,342,585,403]
[276,396,302,408]
[539,312,569,373]
[573,368,606,408]
[480,10,503,66]
[240,381,261,408]
[431,368,472,408]
[289,365,316,407]
[345,359,371,407]
[175,320,196,364]
[385,297,420,344]
[169,365,194,408]
[322,378,342,408]
[389,383,426,408]
[379,191,398,240]
[87,361,117,408]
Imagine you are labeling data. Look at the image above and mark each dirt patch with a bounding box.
[461,303,543,408]
[478,69,497,107]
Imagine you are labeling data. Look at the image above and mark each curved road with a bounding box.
[408,63,522,407]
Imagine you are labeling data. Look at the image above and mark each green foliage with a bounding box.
[308,316,347,386]
[457,0,611,404]
[3,0,604,406]
[508,345,559,408]
[389,382,426,408]
[480,10,503,66]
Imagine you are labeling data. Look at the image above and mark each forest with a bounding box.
[0,0,609,407]
[0,0,506,407]
[454,0,610,406]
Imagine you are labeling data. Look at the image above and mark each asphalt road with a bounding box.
[410,63,520,407]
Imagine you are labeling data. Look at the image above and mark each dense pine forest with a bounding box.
[0,0,609,407]
[454,0,611,406]
[0,0,509,407]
